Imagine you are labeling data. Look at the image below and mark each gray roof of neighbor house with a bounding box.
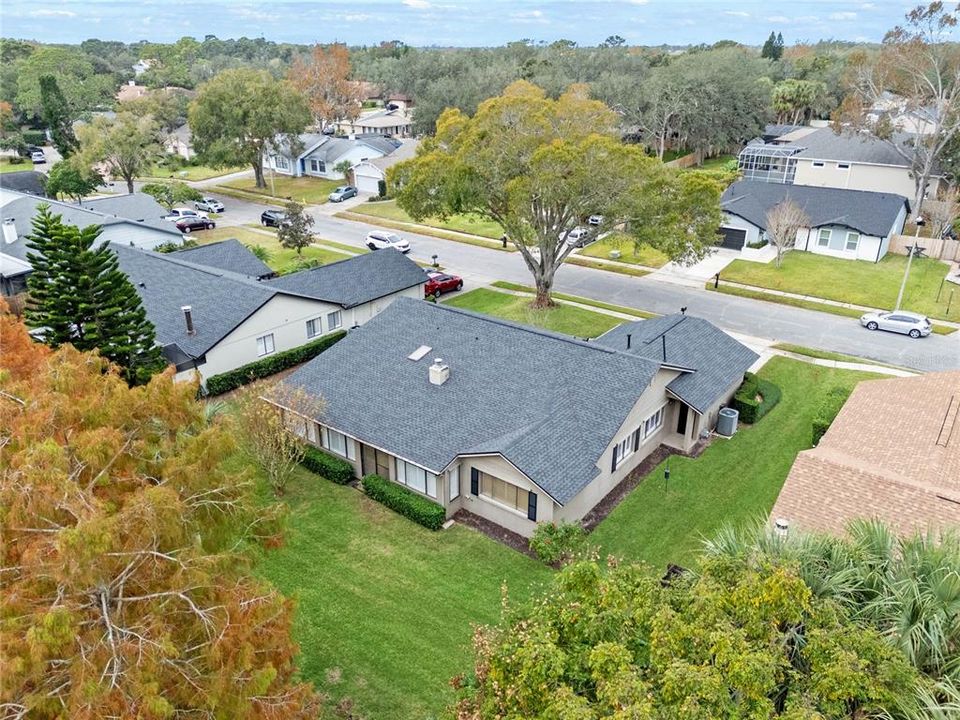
[283,298,665,504]
[595,315,758,415]
[721,180,909,237]
[264,249,425,307]
[276,133,401,163]
[779,126,926,168]
[172,239,274,279]
[0,170,47,196]
[81,192,169,222]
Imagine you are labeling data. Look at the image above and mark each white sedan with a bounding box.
[164,207,207,222]
[365,231,411,253]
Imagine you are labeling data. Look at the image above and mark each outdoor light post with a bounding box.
[894,216,924,311]
[663,457,671,491]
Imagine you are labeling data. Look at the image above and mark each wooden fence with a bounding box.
[889,234,960,262]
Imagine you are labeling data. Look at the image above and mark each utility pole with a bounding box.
[894,216,924,311]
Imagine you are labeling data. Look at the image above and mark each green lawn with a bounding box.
[220,175,343,205]
[0,157,36,173]
[491,281,658,319]
[693,154,737,171]
[444,287,622,338]
[579,233,670,268]
[350,199,505,239]
[142,163,246,181]
[721,252,956,321]
[592,357,881,570]
[256,468,551,718]
[196,226,354,274]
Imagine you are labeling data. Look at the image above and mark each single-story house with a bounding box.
[335,109,413,138]
[265,133,401,180]
[172,239,276,280]
[720,180,909,262]
[0,190,182,296]
[117,81,150,103]
[771,370,960,536]
[351,139,419,195]
[0,170,47,197]
[115,244,427,383]
[164,123,194,161]
[278,302,757,538]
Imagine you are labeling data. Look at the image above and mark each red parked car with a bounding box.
[175,216,216,233]
[424,271,463,298]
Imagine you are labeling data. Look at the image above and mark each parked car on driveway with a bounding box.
[365,231,410,253]
[260,209,289,227]
[165,207,207,222]
[30,150,46,164]
[194,197,225,213]
[860,310,932,338]
[424,270,463,298]
[328,185,358,202]
[175,216,216,233]
[565,226,594,247]
[587,214,604,226]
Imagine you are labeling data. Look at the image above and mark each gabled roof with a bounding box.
[721,180,909,238]
[81,192,168,222]
[283,298,663,504]
[172,239,274,279]
[0,170,47,197]
[778,126,922,168]
[595,315,758,414]
[264,249,425,308]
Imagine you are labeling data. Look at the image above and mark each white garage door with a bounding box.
[355,170,382,194]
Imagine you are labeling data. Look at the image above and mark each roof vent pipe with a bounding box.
[429,357,450,386]
[181,305,196,336]
[626,333,631,350]
[2,218,17,245]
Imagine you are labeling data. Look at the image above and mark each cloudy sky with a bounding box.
[0,1,919,47]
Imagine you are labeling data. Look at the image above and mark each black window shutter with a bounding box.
[633,428,641,452]
[527,492,537,521]
[611,447,618,473]
[470,468,479,495]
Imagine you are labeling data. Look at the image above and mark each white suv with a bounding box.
[164,207,207,222]
[365,231,411,253]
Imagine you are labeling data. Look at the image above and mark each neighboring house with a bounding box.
[738,126,946,202]
[164,123,195,161]
[335,108,413,138]
[115,245,427,383]
[265,133,402,180]
[0,189,182,296]
[351,139,419,195]
[867,91,938,137]
[117,80,150,103]
[132,59,156,77]
[278,302,757,538]
[173,239,275,280]
[0,171,47,197]
[80,192,169,222]
[720,180,909,262]
[771,371,960,536]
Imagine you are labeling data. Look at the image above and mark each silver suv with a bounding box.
[860,310,932,338]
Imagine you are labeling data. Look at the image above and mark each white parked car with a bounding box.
[365,231,410,253]
[194,197,225,213]
[587,214,604,226]
[564,226,594,247]
[860,310,932,338]
[164,207,207,221]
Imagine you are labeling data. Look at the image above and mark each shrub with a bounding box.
[22,130,46,146]
[301,445,355,484]
[362,474,446,530]
[154,239,197,253]
[377,179,387,198]
[529,521,587,566]
[812,386,851,445]
[732,372,782,424]
[204,330,346,396]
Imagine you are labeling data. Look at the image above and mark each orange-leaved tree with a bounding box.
[0,307,320,719]
[288,43,364,130]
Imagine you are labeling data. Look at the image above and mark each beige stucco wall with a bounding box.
[457,454,555,537]
[793,159,940,202]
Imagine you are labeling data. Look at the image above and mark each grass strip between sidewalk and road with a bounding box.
[566,255,651,278]
[491,281,659,319]
[335,211,516,252]
[771,343,910,372]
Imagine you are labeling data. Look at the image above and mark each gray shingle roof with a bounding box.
[0,171,47,196]
[783,127,919,167]
[283,298,662,504]
[595,315,758,415]
[721,180,909,237]
[81,193,168,222]
[265,250,426,308]
[172,239,274,279]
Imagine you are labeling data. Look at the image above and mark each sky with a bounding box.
[0,0,922,47]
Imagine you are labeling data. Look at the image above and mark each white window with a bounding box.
[449,465,460,500]
[612,433,636,470]
[327,310,342,330]
[256,333,275,356]
[643,406,665,439]
[310,159,326,173]
[306,317,322,338]
[817,229,831,247]
[397,459,437,498]
[845,232,860,252]
[275,155,290,170]
[812,161,825,168]
[326,428,347,456]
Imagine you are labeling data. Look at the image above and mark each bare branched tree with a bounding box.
[765,199,810,269]
[921,188,959,238]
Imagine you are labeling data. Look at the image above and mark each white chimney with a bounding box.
[2,219,17,245]
[181,305,196,336]
[428,358,449,386]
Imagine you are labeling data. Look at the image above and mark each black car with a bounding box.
[261,209,289,227]
[175,216,216,233]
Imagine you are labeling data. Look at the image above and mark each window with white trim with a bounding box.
[275,155,290,170]
[256,333,275,356]
[817,229,831,247]
[845,232,860,251]
[612,432,637,470]
[310,159,326,173]
[643,406,665,439]
[327,310,342,331]
[478,470,528,513]
[449,465,460,500]
[322,428,355,459]
[396,459,437,498]
[306,317,322,338]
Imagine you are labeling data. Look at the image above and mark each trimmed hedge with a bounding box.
[812,386,851,445]
[204,330,346,395]
[301,445,355,484]
[22,130,46,145]
[362,474,446,530]
[731,372,782,424]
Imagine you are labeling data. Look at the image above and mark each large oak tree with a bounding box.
[391,81,723,306]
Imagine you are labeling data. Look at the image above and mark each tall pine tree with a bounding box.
[25,206,165,385]
[39,75,78,157]
[761,31,783,60]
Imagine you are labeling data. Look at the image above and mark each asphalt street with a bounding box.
[203,187,960,373]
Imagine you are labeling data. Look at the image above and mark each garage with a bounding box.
[719,226,746,250]
[353,162,384,195]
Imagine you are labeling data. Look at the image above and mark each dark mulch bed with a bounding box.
[453,509,538,559]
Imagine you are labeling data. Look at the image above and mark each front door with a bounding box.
[676,404,688,436]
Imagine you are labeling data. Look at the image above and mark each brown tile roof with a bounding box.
[771,370,960,535]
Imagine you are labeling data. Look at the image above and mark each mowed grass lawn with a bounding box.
[0,157,36,173]
[722,252,956,321]
[142,163,246,181]
[444,287,622,338]
[579,233,670,268]
[256,469,551,718]
[592,357,881,569]
[351,199,505,239]
[219,175,342,204]
[196,226,354,274]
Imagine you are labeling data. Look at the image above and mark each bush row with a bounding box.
[22,130,46,146]
[731,372,782,424]
[301,445,355,484]
[362,474,446,530]
[812,386,851,445]
[204,330,346,396]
